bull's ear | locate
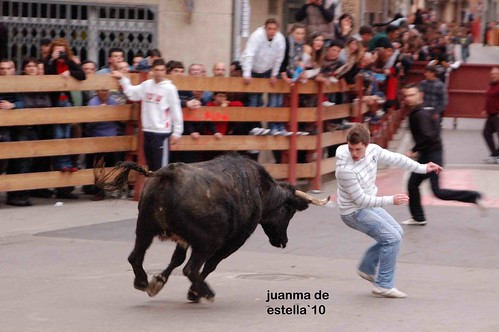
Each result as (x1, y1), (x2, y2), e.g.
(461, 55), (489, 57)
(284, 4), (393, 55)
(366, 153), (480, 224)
(290, 195), (310, 211)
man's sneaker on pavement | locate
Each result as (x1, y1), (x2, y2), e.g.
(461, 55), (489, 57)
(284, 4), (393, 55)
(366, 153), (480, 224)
(372, 286), (407, 298)
(401, 218), (426, 226)
(357, 270), (375, 283)
(484, 156), (499, 164)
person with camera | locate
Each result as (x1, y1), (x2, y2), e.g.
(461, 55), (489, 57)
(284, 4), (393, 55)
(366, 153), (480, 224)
(44, 38), (86, 198)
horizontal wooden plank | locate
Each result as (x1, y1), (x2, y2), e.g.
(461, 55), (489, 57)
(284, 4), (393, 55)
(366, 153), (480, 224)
(322, 130), (349, 148)
(323, 104), (352, 120)
(0, 136), (137, 159)
(0, 104), (137, 126)
(0, 167), (137, 192)
(0, 74), (358, 95)
(262, 162), (316, 179)
(320, 157), (337, 175)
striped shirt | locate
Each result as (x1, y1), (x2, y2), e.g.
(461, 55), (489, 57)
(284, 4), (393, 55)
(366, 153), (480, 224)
(335, 144), (427, 215)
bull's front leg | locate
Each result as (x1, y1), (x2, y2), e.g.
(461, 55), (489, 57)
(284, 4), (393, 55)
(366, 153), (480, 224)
(128, 225), (155, 292)
(147, 244), (188, 297)
(183, 252), (215, 302)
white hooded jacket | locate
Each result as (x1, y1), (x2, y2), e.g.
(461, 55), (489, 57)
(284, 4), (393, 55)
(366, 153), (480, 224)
(119, 77), (183, 136)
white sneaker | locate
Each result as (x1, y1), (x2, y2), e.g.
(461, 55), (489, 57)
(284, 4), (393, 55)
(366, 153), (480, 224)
(372, 286), (407, 298)
(357, 270), (375, 283)
(401, 218), (426, 226)
(259, 128), (271, 136)
(328, 77), (338, 83)
(484, 156), (499, 164)
(296, 131), (310, 136)
(322, 101), (335, 107)
(249, 127), (262, 135)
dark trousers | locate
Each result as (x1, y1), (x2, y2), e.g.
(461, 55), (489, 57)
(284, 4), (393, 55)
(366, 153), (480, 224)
(7, 127), (38, 201)
(483, 113), (499, 157)
(407, 149), (480, 221)
(143, 131), (171, 171)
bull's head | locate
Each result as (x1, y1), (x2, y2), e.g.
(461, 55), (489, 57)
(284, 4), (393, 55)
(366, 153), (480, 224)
(260, 183), (329, 249)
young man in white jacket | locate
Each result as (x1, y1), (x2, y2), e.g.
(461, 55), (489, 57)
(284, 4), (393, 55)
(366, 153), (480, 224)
(335, 125), (442, 298)
(111, 59), (183, 171)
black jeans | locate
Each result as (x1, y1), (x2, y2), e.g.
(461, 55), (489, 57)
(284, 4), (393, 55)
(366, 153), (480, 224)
(407, 149), (480, 221)
(143, 131), (171, 171)
(483, 113), (499, 157)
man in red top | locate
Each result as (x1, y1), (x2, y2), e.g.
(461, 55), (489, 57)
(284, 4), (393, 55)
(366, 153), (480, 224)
(483, 67), (499, 164)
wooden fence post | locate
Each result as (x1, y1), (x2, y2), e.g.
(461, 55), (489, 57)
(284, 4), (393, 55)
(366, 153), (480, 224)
(287, 83), (299, 185)
(312, 82), (324, 191)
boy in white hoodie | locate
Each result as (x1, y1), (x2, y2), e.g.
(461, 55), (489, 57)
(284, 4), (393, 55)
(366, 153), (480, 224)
(111, 59), (183, 171)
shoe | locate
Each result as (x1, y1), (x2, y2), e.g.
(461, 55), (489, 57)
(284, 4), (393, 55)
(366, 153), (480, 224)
(322, 101), (335, 107)
(475, 197), (488, 217)
(6, 198), (33, 207)
(296, 131), (310, 136)
(249, 127), (262, 135)
(401, 218), (426, 226)
(283, 131), (293, 136)
(59, 167), (70, 172)
(357, 270), (375, 283)
(68, 167), (79, 172)
(372, 286), (407, 298)
(56, 192), (79, 200)
(484, 156), (499, 164)
(259, 128), (270, 136)
(328, 77), (338, 83)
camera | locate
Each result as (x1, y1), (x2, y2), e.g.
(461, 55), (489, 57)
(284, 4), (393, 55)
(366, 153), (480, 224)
(58, 51), (67, 59)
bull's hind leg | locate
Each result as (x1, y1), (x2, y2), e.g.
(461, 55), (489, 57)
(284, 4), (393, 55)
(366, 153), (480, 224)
(128, 226), (155, 292)
(147, 244), (188, 297)
(182, 251), (215, 303)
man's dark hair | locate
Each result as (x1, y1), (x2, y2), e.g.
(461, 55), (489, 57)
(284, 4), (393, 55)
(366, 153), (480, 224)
(347, 124), (371, 146)
(82, 59), (97, 67)
(386, 24), (399, 34)
(264, 18), (279, 27)
(147, 48), (162, 58)
(230, 60), (242, 71)
(166, 60), (184, 73)
(403, 83), (422, 91)
(359, 26), (373, 36)
(108, 47), (124, 57)
(152, 58), (166, 67)
(327, 40), (344, 49)
(40, 38), (51, 46)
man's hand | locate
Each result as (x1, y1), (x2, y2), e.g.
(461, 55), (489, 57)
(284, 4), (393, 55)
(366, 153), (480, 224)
(243, 77), (251, 85)
(405, 150), (418, 158)
(190, 132), (201, 139)
(170, 135), (181, 145)
(0, 100), (14, 109)
(214, 132), (223, 139)
(269, 76), (278, 86)
(426, 162), (443, 174)
(393, 193), (409, 205)
(110, 70), (124, 79)
(186, 99), (201, 110)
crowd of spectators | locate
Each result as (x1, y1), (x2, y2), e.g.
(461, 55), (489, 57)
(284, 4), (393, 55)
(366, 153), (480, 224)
(0, 5), (482, 206)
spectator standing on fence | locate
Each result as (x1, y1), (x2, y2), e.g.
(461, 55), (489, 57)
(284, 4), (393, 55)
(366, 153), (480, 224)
(241, 18), (285, 135)
(44, 38), (86, 173)
(336, 124), (442, 298)
(111, 59), (183, 171)
(295, 0), (336, 47)
(0, 59), (25, 186)
(85, 89), (123, 200)
(333, 13), (354, 47)
(81, 60), (98, 105)
(419, 61), (448, 130)
(402, 84), (485, 226)
(458, 28), (473, 63)
(483, 67), (499, 164)
(6, 58), (52, 206)
(39, 38), (52, 62)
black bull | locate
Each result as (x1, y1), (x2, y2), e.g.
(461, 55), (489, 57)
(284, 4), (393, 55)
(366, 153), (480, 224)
(97, 154), (328, 302)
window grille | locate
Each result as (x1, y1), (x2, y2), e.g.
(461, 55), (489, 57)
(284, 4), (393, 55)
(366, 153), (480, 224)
(0, 1), (157, 70)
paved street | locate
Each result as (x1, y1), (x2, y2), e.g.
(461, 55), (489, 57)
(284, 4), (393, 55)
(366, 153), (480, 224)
(1, 45), (498, 332)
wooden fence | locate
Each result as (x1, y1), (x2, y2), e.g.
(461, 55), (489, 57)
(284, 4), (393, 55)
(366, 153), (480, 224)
(0, 73), (375, 197)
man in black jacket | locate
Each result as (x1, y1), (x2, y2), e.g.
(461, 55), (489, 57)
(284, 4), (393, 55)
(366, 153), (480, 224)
(401, 84), (485, 225)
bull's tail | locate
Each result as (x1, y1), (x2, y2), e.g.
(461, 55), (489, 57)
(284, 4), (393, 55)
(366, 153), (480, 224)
(94, 158), (153, 193)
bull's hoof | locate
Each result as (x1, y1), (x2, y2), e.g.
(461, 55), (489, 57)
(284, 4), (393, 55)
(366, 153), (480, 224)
(146, 274), (166, 297)
(133, 279), (149, 292)
(188, 283), (215, 303)
(187, 289), (200, 303)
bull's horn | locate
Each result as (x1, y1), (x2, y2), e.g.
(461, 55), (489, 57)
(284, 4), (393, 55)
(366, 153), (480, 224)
(295, 190), (330, 206)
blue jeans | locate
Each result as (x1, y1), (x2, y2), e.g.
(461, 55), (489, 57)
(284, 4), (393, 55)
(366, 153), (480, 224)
(54, 99), (73, 169)
(341, 207), (403, 289)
